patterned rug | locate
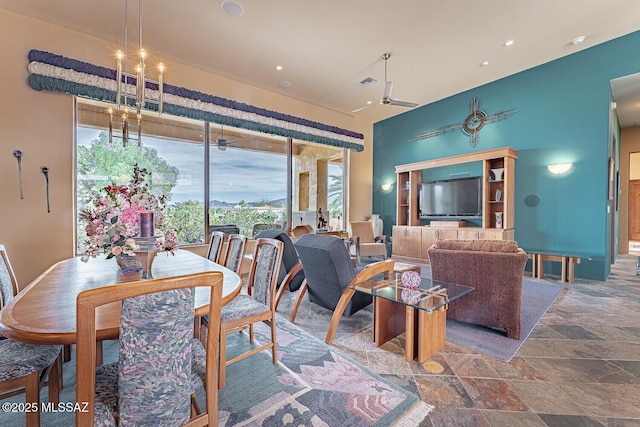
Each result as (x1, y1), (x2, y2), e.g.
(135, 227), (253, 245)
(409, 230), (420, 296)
(221, 316), (433, 426)
(1, 316), (432, 426)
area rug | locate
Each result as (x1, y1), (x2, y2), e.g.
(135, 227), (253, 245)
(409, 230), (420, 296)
(445, 277), (564, 362)
(417, 263), (564, 362)
(1, 316), (432, 426)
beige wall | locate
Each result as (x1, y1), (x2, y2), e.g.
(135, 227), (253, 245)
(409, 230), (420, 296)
(619, 127), (640, 253)
(0, 9), (373, 286)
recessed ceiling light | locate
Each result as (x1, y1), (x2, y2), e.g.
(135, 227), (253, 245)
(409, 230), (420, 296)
(221, 0), (244, 17)
(480, 61), (490, 67)
(503, 39), (515, 47)
(275, 65), (283, 71)
(571, 36), (586, 46)
(279, 80), (293, 89)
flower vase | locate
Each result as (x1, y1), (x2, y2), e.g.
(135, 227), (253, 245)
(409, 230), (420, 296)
(117, 254), (143, 274)
(134, 249), (159, 279)
(490, 168), (505, 181)
(370, 214), (383, 238)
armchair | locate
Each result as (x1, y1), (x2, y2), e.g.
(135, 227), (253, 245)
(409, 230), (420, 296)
(427, 239), (528, 339)
(291, 234), (372, 322)
(349, 221), (388, 264)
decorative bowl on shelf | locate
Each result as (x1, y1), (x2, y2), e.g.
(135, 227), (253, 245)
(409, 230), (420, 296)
(401, 270), (421, 289)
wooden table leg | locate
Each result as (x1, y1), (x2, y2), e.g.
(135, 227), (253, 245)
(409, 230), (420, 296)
(537, 254), (544, 279)
(417, 296), (446, 363)
(325, 287), (356, 345)
(561, 256), (567, 282)
(405, 306), (415, 362)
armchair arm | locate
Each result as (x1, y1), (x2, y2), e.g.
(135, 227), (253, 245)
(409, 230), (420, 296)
(351, 235), (361, 264)
(275, 260), (304, 310)
(374, 235), (387, 244)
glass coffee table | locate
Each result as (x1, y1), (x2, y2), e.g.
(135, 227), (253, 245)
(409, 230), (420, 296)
(354, 274), (474, 363)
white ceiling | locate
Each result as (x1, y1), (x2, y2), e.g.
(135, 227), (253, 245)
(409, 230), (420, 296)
(2, 0), (640, 125)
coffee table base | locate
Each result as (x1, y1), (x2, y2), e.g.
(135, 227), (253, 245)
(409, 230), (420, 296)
(375, 297), (446, 363)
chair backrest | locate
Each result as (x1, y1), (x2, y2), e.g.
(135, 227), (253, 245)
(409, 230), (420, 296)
(0, 245), (19, 308)
(222, 234), (248, 275)
(350, 221), (375, 243)
(294, 234), (360, 312)
(291, 225), (314, 238)
(207, 231), (226, 264)
(254, 230), (305, 292)
(247, 238), (284, 306)
(76, 272), (223, 427)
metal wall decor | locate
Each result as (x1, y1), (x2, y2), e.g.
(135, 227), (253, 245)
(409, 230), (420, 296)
(40, 166), (50, 213)
(408, 98), (519, 148)
(12, 149), (24, 199)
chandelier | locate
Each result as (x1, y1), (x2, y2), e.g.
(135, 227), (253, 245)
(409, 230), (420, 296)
(108, 0), (164, 147)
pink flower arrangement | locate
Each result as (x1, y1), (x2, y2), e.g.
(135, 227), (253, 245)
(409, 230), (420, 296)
(80, 164), (178, 259)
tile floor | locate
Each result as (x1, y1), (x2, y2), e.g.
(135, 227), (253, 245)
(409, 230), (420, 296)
(279, 253), (640, 426)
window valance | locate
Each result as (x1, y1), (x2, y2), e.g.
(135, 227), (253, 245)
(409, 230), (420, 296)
(27, 50), (364, 152)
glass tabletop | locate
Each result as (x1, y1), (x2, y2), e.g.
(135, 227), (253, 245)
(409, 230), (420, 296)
(350, 273), (474, 313)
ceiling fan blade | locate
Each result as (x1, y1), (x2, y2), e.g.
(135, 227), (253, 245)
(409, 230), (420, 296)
(383, 81), (394, 99)
(389, 99), (418, 108)
(352, 103), (374, 113)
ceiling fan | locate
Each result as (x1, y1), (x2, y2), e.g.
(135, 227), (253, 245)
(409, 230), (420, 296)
(352, 52), (419, 113)
(211, 126), (239, 151)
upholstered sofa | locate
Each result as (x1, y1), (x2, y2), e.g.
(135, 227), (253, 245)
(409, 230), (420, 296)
(426, 239), (528, 339)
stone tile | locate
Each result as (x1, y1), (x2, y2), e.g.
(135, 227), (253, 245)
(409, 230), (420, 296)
(414, 375), (476, 409)
(484, 356), (546, 381)
(612, 360), (640, 379)
(365, 348), (413, 375)
(428, 408), (490, 426)
(537, 414), (607, 426)
(507, 380), (586, 415)
(480, 410), (547, 426)
(443, 353), (501, 379)
(524, 358), (638, 384)
(548, 325), (604, 340)
(458, 377), (530, 411)
(557, 382), (640, 418)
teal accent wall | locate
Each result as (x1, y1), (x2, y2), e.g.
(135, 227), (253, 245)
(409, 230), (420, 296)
(373, 30), (640, 281)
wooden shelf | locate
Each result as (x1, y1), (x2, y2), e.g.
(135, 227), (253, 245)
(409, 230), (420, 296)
(393, 147), (517, 263)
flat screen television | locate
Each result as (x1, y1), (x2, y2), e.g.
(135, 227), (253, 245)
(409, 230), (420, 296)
(419, 176), (482, 218)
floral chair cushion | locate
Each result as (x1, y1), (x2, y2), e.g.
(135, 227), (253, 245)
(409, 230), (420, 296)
(90, 288), (195, 426)
(0, 340), (61, 382)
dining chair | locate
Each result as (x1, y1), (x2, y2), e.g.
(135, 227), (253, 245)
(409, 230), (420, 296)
(254, 230), (306, 310)
(206, 230), (226, 264)
(217, 237), (283, 389)
(222, 233), (248, 275)
(197, 234), (248, 344)
(75, 271), (223, 427)
(0, 244), (62, 427)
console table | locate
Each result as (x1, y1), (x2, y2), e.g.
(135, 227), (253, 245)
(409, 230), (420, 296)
(527, 250), (582, 283)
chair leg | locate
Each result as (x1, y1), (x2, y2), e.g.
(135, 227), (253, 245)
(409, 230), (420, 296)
(218, 325), (227, 390)
(270, 318), (278, 365)
(25, 371), (41, 427)
(48, 352), (62, 404)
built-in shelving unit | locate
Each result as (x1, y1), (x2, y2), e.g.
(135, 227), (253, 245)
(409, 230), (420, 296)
(392, 147), (517, 263)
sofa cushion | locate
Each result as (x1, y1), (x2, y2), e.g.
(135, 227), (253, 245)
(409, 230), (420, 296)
(433, 239), (519, 253)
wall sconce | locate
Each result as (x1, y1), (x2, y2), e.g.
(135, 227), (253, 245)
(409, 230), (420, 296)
(547, 163), (573, 175)
(381, 183), (393, 191)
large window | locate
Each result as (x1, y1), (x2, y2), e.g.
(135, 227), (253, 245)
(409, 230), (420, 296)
(75, 99), (345, 254)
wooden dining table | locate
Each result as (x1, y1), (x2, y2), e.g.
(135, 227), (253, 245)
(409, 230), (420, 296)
(0, 249), (242, 345)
